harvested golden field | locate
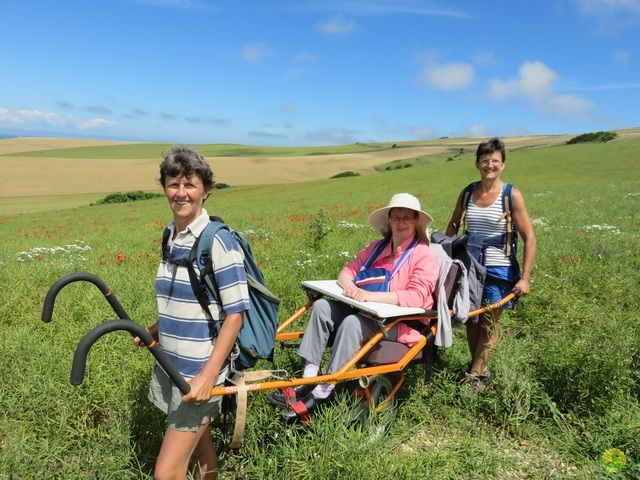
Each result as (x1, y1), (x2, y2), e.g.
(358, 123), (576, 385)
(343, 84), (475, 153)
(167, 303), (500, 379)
(0, 134), (574, 198)
(1, 129), (637, 215)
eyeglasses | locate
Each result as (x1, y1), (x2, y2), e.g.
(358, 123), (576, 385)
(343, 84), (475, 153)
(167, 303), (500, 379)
(389, 215), (416, 224)
(479, 158), (503, 166)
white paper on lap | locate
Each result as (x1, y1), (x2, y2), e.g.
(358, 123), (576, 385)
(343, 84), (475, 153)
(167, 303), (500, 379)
(300, 280), (427, 320)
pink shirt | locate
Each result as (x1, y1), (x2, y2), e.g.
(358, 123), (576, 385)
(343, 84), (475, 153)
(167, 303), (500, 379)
(341, 235), (439, 346)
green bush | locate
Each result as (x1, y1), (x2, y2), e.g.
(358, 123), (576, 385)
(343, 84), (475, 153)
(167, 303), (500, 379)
(330, 171), (360, 179)
(91, 190), (163, 205)
(567, 131), (617, 144)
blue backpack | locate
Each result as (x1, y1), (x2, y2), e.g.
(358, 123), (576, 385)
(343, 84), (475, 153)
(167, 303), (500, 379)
(162, 217), (280, 370)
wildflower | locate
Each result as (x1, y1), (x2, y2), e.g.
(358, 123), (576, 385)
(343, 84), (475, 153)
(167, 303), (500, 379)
(583, 225), (621, 235)
(338, 220), (364, 229)
(117, 252), (126, 262)
(531, 218), (548, 228)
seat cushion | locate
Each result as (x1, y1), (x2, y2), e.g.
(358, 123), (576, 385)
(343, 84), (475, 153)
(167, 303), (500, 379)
(364, 340), (423, 365)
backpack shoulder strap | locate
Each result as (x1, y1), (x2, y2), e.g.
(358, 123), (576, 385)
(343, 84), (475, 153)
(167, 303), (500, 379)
(161, 227), (171, 257)
(185, 217), (229, 319)
(360, 237), (391, 270)
(458, 182), (478, 230)
(498, 183), (516, 257)
(194, 218), (228, 271)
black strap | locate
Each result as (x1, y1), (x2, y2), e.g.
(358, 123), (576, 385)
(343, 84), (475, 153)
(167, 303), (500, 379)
(164, 236), (216, 321)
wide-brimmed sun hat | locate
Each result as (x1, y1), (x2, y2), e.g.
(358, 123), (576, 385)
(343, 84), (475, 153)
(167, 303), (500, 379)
(368, 193), (433, 245)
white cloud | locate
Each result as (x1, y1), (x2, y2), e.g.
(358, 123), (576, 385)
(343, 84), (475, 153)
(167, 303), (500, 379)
(242, 42), (272, 63)
(419, 62), (475, 90)
(317, 14), (357, 35)
(0, 108), (66, 127)
(571, 0), (640, 29)
(487, 61), (595, 117)
(78, 118), (118, 129)
(291, 1), (472, 19)
(0, 108), (23, 124)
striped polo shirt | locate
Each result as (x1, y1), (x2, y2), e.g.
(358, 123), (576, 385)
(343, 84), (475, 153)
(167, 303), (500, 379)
(155, 210), (250, 379)
(465, 191), (511, 267)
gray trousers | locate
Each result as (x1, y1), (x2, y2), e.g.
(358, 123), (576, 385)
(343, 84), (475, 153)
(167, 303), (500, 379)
(297, 298), (396, 374)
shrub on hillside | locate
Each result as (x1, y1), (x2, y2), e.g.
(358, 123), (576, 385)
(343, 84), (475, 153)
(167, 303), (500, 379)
(213, 183), (230, 189)
(330, 171), (360, 179)
(384, 163), (413, 171)
(567, 131), (617, 144)
(91, 191), (163, 205)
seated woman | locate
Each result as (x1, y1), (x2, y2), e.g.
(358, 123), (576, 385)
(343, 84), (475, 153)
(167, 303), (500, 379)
(268, 193), (439, 419)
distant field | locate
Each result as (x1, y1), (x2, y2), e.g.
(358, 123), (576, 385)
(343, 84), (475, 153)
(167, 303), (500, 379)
(1, 129), (637, 216)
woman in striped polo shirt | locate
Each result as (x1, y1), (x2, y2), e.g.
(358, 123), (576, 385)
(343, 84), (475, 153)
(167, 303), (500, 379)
(135, 145), (250, 479)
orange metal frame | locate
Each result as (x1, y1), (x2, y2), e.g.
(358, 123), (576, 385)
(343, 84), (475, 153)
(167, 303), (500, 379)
(208, 289), (518, 398)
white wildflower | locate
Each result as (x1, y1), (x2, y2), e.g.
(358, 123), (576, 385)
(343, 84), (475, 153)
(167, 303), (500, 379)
(338, 220), (363, 228)
(16, 243), (94, 262)
(582, 225), (621, 234)
(532, 218), (548, 228)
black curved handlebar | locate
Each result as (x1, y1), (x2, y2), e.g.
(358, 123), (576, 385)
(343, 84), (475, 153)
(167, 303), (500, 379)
(71, 319), (191, 395)
(42, 272), (130, 323)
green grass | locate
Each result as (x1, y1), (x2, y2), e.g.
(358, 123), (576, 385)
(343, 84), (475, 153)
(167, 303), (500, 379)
(0, 192), (118, 215)
(1, 137), (639, 478)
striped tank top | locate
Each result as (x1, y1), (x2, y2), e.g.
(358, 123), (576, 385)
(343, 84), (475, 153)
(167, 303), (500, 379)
(465, 190), (511, 267)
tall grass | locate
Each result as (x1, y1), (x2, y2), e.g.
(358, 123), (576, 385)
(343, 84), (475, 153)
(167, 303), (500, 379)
(0, 136), (639, 478)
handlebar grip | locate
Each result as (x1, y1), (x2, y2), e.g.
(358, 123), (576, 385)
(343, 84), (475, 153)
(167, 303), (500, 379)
(42, 272), (130, 323)
(70, 319), (190, 395)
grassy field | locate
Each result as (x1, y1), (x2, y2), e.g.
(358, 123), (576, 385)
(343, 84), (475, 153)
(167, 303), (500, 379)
(0, 132), (639, 478)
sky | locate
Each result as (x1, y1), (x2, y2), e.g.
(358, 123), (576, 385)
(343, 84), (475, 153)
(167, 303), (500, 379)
(1, 0), (638, 146)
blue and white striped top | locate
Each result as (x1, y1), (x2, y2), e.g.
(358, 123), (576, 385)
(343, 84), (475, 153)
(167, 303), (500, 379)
(155, 210), (250, 379)
(465, 191), (511, 267)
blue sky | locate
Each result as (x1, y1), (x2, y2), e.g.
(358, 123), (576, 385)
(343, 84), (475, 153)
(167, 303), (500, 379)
(1, 0), (638, 146)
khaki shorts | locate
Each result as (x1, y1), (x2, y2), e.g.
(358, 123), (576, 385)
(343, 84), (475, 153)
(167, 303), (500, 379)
(148, 364), (227, 432)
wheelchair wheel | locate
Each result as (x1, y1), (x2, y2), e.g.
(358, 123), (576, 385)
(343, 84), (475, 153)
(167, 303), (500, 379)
(344, 373), (399, 439)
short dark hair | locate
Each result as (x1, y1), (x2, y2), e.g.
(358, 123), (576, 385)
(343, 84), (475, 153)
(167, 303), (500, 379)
(475, 137), (506, 164)
(158, 145), (215, 192)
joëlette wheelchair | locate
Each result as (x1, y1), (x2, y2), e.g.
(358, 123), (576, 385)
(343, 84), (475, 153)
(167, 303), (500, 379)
(42, 259), (517, 443)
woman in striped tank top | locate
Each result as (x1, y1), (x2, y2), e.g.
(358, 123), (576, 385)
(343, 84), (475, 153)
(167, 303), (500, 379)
(446, 138), (537, 387)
